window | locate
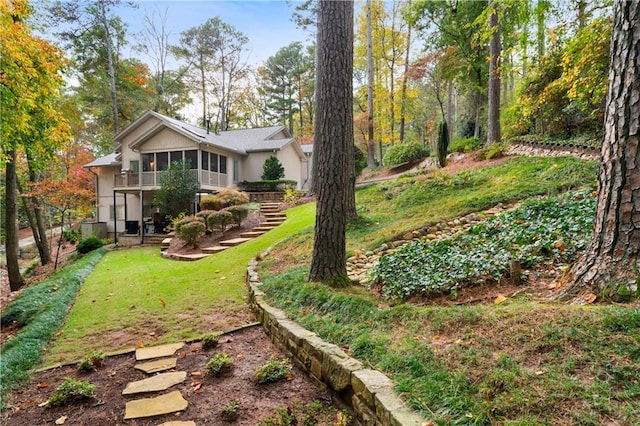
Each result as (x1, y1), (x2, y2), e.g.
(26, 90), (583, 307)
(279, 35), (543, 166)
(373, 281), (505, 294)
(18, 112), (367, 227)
(201, 151), (209, 171)
(156, 152), (169, 171)
(142, 153), (154, 171)
(170, 151), (182, 164)
(211, 153), (219, 172)
(220, 155), (227, 174)
(233, 160), (239, 183)
(109, 204), (125, 220)
(130, 160), (139, 173)
(185, 150), (198, 169)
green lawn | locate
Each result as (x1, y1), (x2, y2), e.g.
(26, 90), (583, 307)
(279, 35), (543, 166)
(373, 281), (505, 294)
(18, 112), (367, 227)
(42, 202), (316, 364)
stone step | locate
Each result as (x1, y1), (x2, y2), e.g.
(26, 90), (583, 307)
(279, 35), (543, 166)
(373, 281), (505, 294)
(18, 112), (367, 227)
(162, 252), (211, 261)
(263, 212), (286, 218)
(240, 231), (266, 238)
(124, 390), (188, 420)
(264, 218), (286, 225)
(201, 245), (229, 253)
(123, 371), (187, 395)
(135, 358), (178, 374)
(252, 225), (279, 232)
(219, 237), (252, 247)
(136, 342), (184, 361)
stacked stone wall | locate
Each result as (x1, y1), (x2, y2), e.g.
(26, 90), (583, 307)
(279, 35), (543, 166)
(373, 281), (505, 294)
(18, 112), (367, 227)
(247, 256), (426, 426)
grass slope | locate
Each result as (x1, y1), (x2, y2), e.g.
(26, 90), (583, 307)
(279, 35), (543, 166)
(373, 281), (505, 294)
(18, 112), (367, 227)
(42, 202), (316, 364)
(258, 156), (640, 425)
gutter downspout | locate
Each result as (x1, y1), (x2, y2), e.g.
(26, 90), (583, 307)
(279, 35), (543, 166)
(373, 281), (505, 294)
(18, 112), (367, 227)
(113, 190), (117, 244)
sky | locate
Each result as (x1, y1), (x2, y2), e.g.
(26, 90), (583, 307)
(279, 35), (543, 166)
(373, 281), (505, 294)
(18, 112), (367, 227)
(118, 0), (313, 68)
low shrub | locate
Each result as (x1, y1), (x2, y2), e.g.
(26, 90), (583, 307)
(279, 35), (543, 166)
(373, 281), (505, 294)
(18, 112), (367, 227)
(62, 228), (81, 243)
(77, 236), (103, 254)
(383, 142), (430, 167)
(225, 205), (248, 227)
(200, 195), (223, 211)
(77, 351), (105, 372)
(217, 188), (249, 207)
(201, 333), (219, 349)
(254, 356), (291, 384)
(283, 187), (301, 204)
(449, 137), (482, 153)
(47, 377), (96, 408)
(221, 398), (241, 422)
(207, 210), (234, 234)
(205, 352), (234, 376)
(196, 210), (216, 233)
(474, 142), (510, 160)
(174, 216), (206, 248)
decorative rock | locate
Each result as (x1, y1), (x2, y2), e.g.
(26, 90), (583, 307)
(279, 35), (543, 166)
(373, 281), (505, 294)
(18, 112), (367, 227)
(136, 342), (184, 361)
(122, 371), (187, 395)
(123, 391), (188, 420)
(135, 357), (178, 374)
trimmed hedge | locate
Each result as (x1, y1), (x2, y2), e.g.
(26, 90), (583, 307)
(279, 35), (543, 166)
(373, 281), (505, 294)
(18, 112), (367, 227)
(237, 180), (297, 192)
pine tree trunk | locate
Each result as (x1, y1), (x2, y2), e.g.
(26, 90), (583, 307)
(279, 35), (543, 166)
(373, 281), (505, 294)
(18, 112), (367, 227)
(487, 0), (501, 146)
(309, 0), (354, 285)
(557, 0), (640, 301)
(5, 149), (24, 291)
(366, 0), (376, 168)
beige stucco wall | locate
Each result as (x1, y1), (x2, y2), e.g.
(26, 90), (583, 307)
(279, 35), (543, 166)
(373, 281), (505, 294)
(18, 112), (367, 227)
(278, 144), (306, 189)
(241, 151), (273, 183)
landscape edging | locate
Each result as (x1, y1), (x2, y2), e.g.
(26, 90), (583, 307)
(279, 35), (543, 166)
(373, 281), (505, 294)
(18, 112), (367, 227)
(246, 254), (427, 426)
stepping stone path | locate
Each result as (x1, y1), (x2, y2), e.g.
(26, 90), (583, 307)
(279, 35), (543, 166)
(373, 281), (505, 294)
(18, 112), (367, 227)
(123, 342), (192, 421)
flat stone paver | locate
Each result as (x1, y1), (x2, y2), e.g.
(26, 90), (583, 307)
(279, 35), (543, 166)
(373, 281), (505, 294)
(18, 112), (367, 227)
(123, 390), (188, 420)
(201, 246), (228, 253)
(122, 371), (187, 395)
(136, 342), (184, 361)
(135, 357), (178, 374)
(158, 422), (196, 426)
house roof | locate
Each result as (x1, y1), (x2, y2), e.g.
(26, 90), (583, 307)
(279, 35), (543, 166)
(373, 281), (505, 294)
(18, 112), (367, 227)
(83, 152), (121, 168)
(122, 110), (301, 157)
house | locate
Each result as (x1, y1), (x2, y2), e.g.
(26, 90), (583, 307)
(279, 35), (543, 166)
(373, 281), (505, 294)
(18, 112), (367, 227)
(84, 110), (312, 243)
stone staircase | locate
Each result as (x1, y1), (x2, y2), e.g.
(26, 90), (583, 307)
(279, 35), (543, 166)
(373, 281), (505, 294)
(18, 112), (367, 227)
(162, 203), (287, 260)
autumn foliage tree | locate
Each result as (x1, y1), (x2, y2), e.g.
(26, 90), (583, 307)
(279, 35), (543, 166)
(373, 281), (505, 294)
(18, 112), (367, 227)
(1, 0), (70, 290)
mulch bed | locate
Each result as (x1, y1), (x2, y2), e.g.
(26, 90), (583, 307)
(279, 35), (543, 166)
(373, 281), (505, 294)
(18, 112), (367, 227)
(3, 325), (344, 425)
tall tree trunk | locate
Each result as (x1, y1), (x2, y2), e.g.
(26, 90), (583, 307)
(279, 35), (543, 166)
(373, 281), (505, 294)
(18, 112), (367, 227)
(17, 179), (51, 265)
(98, 1), (119, 137)
(26, 155), (51, 264)
(557, 0), (640, 301)
(309, 0), (354, 285)
(366, 0), (376, 167)
(447, 82), (453, 141)
(487, 0), (501, 146)
(5, 149), (24, 291)
(399, 1), (412, 144)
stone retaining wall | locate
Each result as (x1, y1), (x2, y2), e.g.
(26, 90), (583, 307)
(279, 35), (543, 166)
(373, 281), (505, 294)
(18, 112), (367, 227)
(246, 256), (427, 426)
(507, 142), (599, 160)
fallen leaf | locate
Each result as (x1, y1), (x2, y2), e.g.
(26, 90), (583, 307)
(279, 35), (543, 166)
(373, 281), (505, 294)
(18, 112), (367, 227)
(583, 293), (597, 304)
(38, 401), (49, 407)
(195, 388), (203, 394)
(160, 299), (166, 307)
(535, 370), (545, 376)
(55, 415), (67, 425)
(180, 351), (187, 358)
(191, 371), (202, 378)
(36, 382), (49, 388)
(136, 342), (144, 348)
(286, 373), (294, 381)
(422, 422), (434, 426)
(494, 295), (507, 304)
(191, 348), (199, 353)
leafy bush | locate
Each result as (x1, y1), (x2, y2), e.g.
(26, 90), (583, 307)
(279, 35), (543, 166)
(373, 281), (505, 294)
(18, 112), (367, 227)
(449, 137), (482, 153)
(262, 155), (285, 180)
(174, 216), (206, 248)
(383, 142), (430, 167)
(474, 142), (509, 160)
(77, 351), (105, 372)
(371, 191), (595, 300)
(254, 356), (291, 384)
(205, 352), (234, 376)
(77, 236), (104, 254)
(47, 377), (97, 408)
(62, 228), (81, 243)
(200, 195), (223, 211)
(196, 210), (216, 234)
(225, 205), (249, 227)
(217, 188), (249, 207)
(207, 210), (234, 234)
(283, 187), (301, 204)
(201, 333), (219, 349)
